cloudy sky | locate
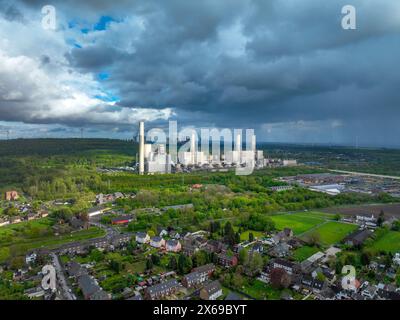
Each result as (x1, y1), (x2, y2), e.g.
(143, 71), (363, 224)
(0, 0), (399, 146)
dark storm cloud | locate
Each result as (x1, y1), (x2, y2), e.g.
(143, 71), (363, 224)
(1, 0), (400, 145)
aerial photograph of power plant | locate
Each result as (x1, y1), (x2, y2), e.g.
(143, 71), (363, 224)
(0, 0), (399, 316)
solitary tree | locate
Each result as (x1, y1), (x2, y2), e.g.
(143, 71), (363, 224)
(168, 255), (177, 270)
(249, 232), (254, 242)
(146, 258), (153, 271)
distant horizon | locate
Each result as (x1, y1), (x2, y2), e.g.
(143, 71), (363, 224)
(1, 136), (399, 151)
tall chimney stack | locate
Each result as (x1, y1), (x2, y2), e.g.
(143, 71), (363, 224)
(139, 121), (145, 175)
(235, 133), (241, 153)
(191, 132), (196, 165)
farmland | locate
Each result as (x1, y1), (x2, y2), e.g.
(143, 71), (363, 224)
(367, 230), (400, 253)
(301, 221), (358, 246)
(322, 203), (400, 218)
(270, 212), (329, 235)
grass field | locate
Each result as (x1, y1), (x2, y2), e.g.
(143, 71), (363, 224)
(292, 246), (320, 262)
(270, 212), (327, 235)
(301, 221), (358, 246)
(242, 280), (281, 300)
(367, 230), (400, 253)
(239, 230), (264, 241)
(0, 218), (105, 262)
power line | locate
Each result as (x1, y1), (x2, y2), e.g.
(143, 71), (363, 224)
(1, 130), (10, 140)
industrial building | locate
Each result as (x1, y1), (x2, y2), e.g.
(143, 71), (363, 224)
(137, 121), (265, 174)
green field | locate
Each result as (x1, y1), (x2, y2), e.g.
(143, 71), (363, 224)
(270, 212), (327, 235)
(232, 227), (264, 241)
(367, 230), (400, 253)
(302, 221), (358, 246)
(292, 246), (320, 262)
(242, 280), (281, 300)
(238, 230), (264, 241)
(0, 218), (105, 262)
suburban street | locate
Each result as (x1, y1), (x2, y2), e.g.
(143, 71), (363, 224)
(51, 253), (76, 300)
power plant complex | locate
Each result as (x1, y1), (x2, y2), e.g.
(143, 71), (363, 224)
(137, 121), (268, 174)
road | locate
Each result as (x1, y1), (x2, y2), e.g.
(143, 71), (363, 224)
(51, 253), (76, 300)
(89, 220), (118, 239)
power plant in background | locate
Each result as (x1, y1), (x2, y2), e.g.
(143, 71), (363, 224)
(136, 121), (295, 174)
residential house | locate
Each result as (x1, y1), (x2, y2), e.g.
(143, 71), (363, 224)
(24, 287), (45, 299)
(182, 235), (207, 256)
(144, 279), (181, 300)
(199, 281), (223, 300)
(166, 240), (182, 252)
(272, 259), (299, 275)
(111, 234), (132, 247)
(182, 271), (209, 288)
(299, 275), (327, 294)
(306, 251), (325, 265)
(311, 279), (327, 293)
(258, 265), (271, 283)
(269, 242), (290, 258)
(356, 215), (377, 229)
(217, 253), (238, 268)
(249, 243), (264, 254)
(393, 253), (400, 266)
(169, 230), (181, 239)
(5, 190), (19, 201)
(39, 210), (49, 218)
(190, 184), (203, 190)
(361, 285), (378, 299)
(66, 261), (87, 278)
(78, 274), (110, 300)
(136, 232), (150, 244)
(159, 229), (168, 237)
(150, 236), (166, 248)
(183, 243), (199, 256)
(343, 229), (372, 247)
(13, 269), (28, 281)
(377, 283), (400, 300)
(26, 212), (36, 221)
(204, 240), (227, 253)
(192, 264), (216, 277)
(273, 228), (293, 243)
(25, 252), (37, 265)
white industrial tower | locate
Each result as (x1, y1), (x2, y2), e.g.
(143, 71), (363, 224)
(139, 121), (145, 175)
